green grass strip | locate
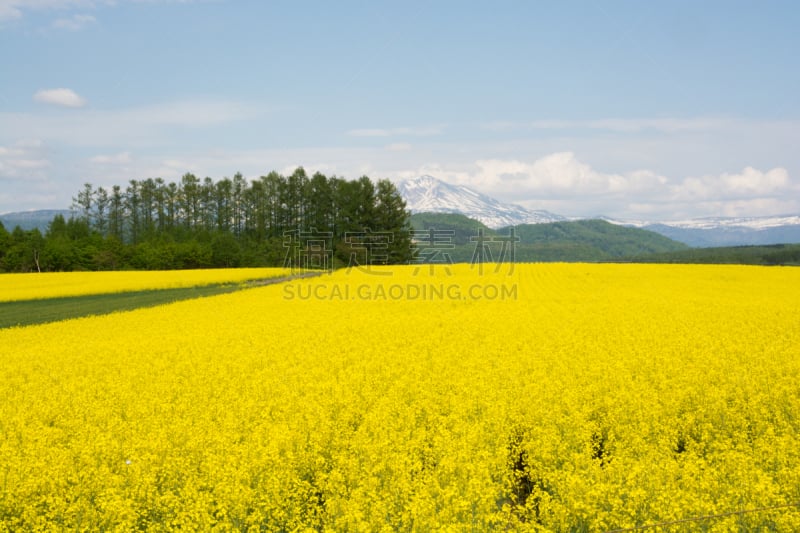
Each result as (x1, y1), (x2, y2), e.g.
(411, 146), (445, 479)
(0, 283), (245, 329)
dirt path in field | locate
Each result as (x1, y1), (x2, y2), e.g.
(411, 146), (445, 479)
(245, 270), (327, 287)
(0, 271), (330, 329)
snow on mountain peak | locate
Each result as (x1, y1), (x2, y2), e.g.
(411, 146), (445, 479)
(397, 175), (564, 228)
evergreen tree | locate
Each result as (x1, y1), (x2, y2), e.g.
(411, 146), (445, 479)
(286, 167), (308, 232)
(72, 183), (93, 223)
(243, 177), (265, 241)
(231, 172), (246, 237)
(153, 178), (168, 233)
(375, 179), (415, 264)
(215, 177), (234, 234)
(180, 173), (201, 231)
(125, 179), (142, 244)
(263, 172), (283, 239)
(94, 186), (109, 236)
(0, 221), (10, 271)
(140, 178), (157, 239)
(200, 177), (216, 232)
(109, 185), (125, 241)
(306, 172), (334, 234)
(354, 176), (377, 231)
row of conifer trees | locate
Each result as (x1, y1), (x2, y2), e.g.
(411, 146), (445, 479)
(0, 168), (415, 272)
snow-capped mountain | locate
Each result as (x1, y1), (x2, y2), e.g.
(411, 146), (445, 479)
(600, 215), (800, 247)
(665, 215), (800, 230)
(602, 215), (800, 230)
(397, 175), (564, 228)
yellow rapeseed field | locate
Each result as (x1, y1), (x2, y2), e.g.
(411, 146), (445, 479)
(1, 263), (799, 531)
(0, 267), (294, 302)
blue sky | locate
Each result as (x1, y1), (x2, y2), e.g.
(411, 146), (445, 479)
(1, 0), (799, 220)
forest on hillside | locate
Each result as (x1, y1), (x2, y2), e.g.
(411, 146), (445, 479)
(409, 213), (689, 263)
(0, 168), (414, 272)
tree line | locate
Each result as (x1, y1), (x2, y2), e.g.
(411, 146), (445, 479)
(0, 168), (414, 272)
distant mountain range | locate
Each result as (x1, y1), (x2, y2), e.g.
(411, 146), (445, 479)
(396, 175), (800, 247)
(0, 209), (71, 232)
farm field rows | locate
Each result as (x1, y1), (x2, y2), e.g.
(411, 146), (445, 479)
(1, 263), (799, 531)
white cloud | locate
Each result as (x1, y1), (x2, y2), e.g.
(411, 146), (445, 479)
(348, 126), (444, 137)
(0, 140), (51, 182)
(0, 4), (22, 21)
(1, 98), (266, 147)
(0, 1), (99, 21)
(33, 88), (86, 108)
(52, 13), (95, 30)
(533, 117), (731, 133)
(676, 167), (789, 201)
(3, 0), (96, 8)
(89, 151), (132, 164)
(458, 152), (668, 197)
(0, 0), (192, 25)
(484, 117), (734, 134)
(127, 99), (256, 127)
(385, 143), (412, 152)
